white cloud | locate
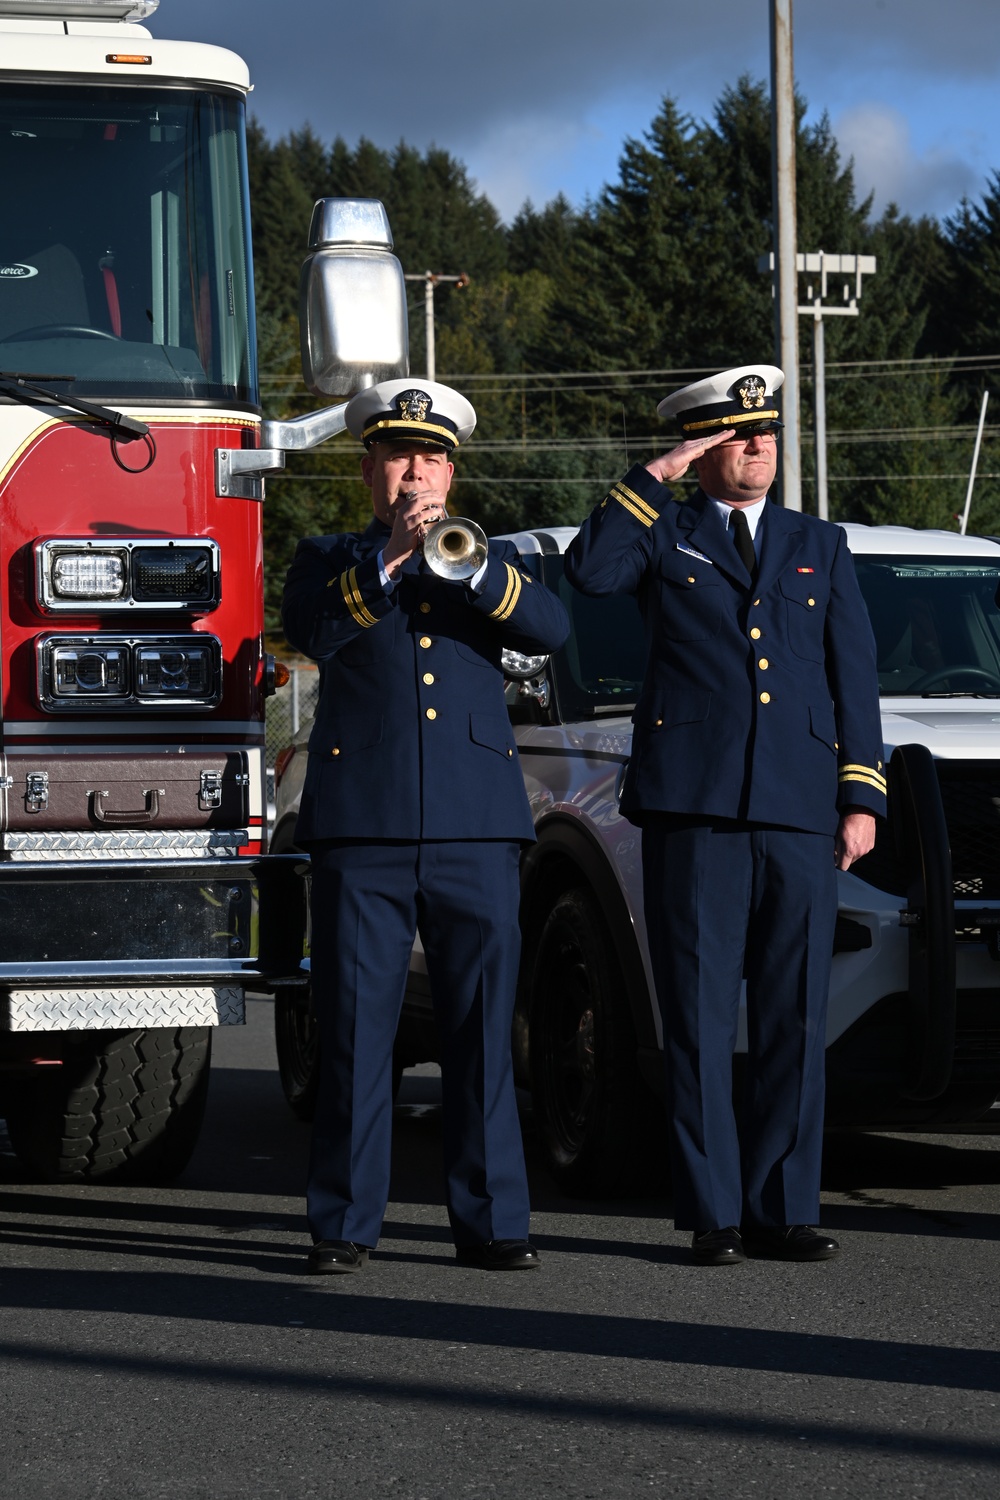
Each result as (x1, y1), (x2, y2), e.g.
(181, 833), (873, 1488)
(834, 103), (981, 219)
(464, 117), (600, 222)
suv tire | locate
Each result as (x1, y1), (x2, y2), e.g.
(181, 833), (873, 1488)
(529, 887), (659, 1197)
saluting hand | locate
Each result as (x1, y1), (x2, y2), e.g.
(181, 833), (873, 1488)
(645, 428), (733, 485)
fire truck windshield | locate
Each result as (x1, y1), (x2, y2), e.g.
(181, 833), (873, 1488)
(0, 83), (256, 406)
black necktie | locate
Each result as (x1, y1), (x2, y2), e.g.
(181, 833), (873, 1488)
(729, 508), (756, 577)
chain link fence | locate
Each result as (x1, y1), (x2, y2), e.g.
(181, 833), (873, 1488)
(265, 663), (319, 820)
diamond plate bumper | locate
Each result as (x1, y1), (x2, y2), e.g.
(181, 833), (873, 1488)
(7, 985), (245, 1031)
(0, 854), (308, 1028)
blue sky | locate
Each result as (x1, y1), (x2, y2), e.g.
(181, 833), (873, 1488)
(160, 0), (1000, 226)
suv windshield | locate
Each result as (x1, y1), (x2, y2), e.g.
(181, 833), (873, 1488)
(854, 556), (1000, 697)
(539, 549), (1000, 717)
(540, 555), (646, 719)
(0, 83), (256, 405)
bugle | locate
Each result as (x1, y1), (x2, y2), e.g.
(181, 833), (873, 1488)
(422, 515), (488, 581)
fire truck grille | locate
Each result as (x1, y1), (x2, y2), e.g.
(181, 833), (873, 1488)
(852, 760), (1000, 900)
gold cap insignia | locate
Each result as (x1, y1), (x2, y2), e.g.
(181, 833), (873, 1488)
(739, 375), (766, 410)
(397, 389), (432, 423)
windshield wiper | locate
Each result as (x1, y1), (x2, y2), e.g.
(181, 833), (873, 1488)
(0, 370), (148, 442)
(920, 691), (1000, 698)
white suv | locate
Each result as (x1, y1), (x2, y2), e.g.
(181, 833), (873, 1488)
(272, 522), (1000, 1195)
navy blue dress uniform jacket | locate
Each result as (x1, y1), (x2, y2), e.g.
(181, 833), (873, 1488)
(565, 466), (887, 832)
(282, 517), (570, 842)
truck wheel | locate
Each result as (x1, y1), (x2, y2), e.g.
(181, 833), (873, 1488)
(6, 1027), (210, 1184)
(529, 887), (658, 1197)
(274, 986), (319, 1122)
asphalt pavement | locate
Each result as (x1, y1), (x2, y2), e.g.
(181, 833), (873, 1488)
(1, 998), (998, 1499)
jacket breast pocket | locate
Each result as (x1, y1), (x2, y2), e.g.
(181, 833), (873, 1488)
(655, 558), (722, 641)
(455, 638), (500, 669)
(337, 619), (395, 666)
(779, 573), (828, 662)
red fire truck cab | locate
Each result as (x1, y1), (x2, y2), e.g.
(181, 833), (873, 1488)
(0, 0), (406, 1181)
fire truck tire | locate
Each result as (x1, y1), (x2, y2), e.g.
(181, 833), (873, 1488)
(274, 987), (319, 1122)
(528, 887), (657, 1198)
(6, 1027), (211, 1184)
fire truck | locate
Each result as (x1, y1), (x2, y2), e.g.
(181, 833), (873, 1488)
(0, 0), (406, 1181)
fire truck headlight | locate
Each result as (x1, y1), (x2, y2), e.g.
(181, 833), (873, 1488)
(135, 641), (219, 700)
(38, 635), (221, 710)
(50, 551), (127, 601)
(50, 645), (129, 698)
(36, 538), (219, 612)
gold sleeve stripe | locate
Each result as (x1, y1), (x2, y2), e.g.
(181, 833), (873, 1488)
(340, 567), (378, 628)
(839, 763), (887, 788)
(612, 480), (658, 524)
(839, 771), (888, 793)
(490, 563), (522, 621)
(612, 490), (655, 529)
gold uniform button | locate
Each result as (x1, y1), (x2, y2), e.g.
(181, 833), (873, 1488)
(687, 575), (696, 583)
(419, 636), (432, 648)
(808, 597), (816, 607)
(750, 627), (761, 640)
(423, 673), (434, 685)
(759, 692), (771, 704)
(426, 708), (437, 720)
(419, 602), (431, 614)
(752, 598), (761, 607)
(331, 747), (340, 757)
(655, 718), (663, 727)
(758, 657), (769, 670)
(507, 748), (513, 758)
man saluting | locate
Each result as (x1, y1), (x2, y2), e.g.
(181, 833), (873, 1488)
(566, 365), (885, 1265)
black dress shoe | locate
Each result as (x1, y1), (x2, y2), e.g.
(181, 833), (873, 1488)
(744, 1225), (840, 1262)
(455, 1239), (541, 1270)
(307, 1239), (369, 1274)
(691, 1226), (746, 1265)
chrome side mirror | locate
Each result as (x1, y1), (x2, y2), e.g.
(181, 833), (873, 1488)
(299, 199), (409, 396)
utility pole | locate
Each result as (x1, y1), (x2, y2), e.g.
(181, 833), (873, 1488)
(404, 270), (470, 382)
(758, 251), (877, 519)
(770, 0), (801, 510)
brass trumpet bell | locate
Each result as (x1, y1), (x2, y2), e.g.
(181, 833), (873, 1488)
(422, 516), (488, 580)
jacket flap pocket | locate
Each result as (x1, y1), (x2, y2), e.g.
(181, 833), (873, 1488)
(809, 702), (837, 750)
(633, 689), (711, 728)
(469, 712), (516, 756)
(309, 715), (383, 756)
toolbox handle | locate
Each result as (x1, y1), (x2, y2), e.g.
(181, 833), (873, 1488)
(91, 788), (161, 826)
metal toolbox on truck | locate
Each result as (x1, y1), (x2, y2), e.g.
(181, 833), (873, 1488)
(0, 753), (250, 833)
